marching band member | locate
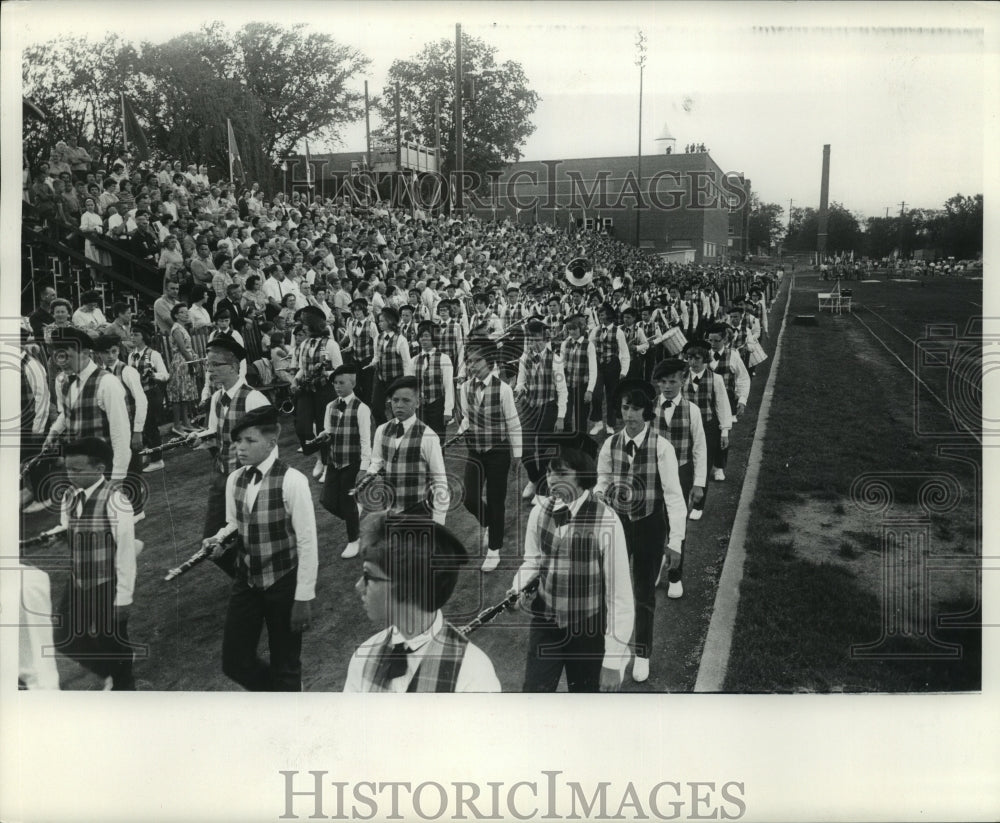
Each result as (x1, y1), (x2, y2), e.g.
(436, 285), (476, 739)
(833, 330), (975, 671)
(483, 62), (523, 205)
(200, 308), (247, 404)
(20, 328), (52, 513)
(202, 405), (317, 691)
(620, 306), (650, 381)
(588, 303), (630, 437)
(594, 381), (687, 683)
(128, 323), (170, 473)
(544, 294), (567, 348)
(683, 338), (733, 488)
(344, 298), (378, 404)
(457, 339), (523, 571)
(438, 298), (466, 383)
(509, 447), (634, 692)
(44, 328), (132, 484)
(344, 513), (500, 692)
(188, 336), (271, 575)
(318, 364), (372, 559)
(365, 375), (450, 525)
(515, 319), (567, 501)
(293, 306), (342, 480)
(469, 292), (503, 339)
(707, 321), (750, 425)
(398, 303), (420, 355)
(413, 320), (455, 439)
(54, 436), (138, 690)
(368, 306), (414, 427)
(559, 314), (598, 452)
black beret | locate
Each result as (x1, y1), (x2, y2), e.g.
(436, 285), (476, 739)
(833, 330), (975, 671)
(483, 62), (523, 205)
(230, 404), (279, 439)
(206, 335), (246, 361)
(683, 338), (711, 356)
(613, 378), (656, 410)
(380, 306), (400, 324)
(386, 375), (419, 396)
(47, 327), (93, 350)
(350, 298), (368, 311)
(332, 363), (359, 378)
(297, 305), (325, 322)
(652, 358), (687, 379)
(91, 333), (122, 352)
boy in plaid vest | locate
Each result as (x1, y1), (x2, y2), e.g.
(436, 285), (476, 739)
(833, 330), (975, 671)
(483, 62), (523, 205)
(413, 321), (455, 439)
(620, 306), (650, 381)
(188, 336), (270, 575)
(509, 447), (634, 692)
(588, 304), (630, 436)
(559, 314), (598, 456)
(594, 382), (687, 683)
(203, 405), (317, 691)
(53, 437), (139, 690)
(317, 364), (372, 559)
(544, 294), (567, 348)
(128, 324), (170, 473)
(398, 304), (420, 356)
(292, 306), (342, 482)
(457, 339), (523, 572)
(344, 513), (500, 692)
(368, 306), (414, 427)
(44, 328), (132, 485)
(344, 298), (378, 405)
(707, 322), (750, 427)
(652, 358), (707, 538)
(515, 320), (567, 502)
(683, 338), (733, 486)
(365, 376), (450, 525)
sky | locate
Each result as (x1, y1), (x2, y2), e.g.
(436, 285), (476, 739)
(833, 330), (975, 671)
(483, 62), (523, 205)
(6, 0), (997, 219)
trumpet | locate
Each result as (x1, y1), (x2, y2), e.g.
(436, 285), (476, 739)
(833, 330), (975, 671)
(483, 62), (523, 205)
(19, 526), (67, 550)
(163, 532), (240, 582)
(458, 576), (540, 636)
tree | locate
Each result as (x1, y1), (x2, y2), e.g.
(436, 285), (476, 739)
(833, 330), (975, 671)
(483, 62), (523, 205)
(925, 194), (983, 259)
(747, 195), (784, 253)
(784, 201), (862, 256)
(375, 32), (539, 182)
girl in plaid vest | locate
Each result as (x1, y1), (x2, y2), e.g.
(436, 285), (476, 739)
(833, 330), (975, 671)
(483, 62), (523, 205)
(344, 298), (377, 405)
(683, 339), (733, 486)
(707, 321), (750, 425)
(437, 298), (465, 386)
(317, 364), (372, 559)
(515, 320), (567, 503)
(457, 340), (523, 572)
(369, 306), (414, 427)
(189, 336), (270, 575)
(594, 382), (687, 683)
(398, 304), (420, 356)
(620, 307), (650, 381)
(54, 437), (138, 690)
(559, 315), (598, 455)
(128, 324), (170, 472)
(292, 306), (342, 482)
(588, 304), (631, 436)
(365, 376), (450, 525)
(413, 321), (455, 439)
(509, 447), (634, 692)
(203, 405), (317, 691)
(344, 513), (500, 692)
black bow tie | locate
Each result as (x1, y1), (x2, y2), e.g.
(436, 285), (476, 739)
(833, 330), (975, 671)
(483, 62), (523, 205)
(381, 642), (412, 682)
(662, 398), (673, 409)
(244, 466), (262, 485)
(552, 507), (571, 529)
(393, 421), (405, 438)
(219, 393), (232, 409)
(712, 351), (721, 360)
(336, 399), (347, 412)
(625, 440), (638, 457)
(64, 374), (79, 388)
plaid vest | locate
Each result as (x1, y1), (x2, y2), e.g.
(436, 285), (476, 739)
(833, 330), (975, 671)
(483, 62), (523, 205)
(300, 336), (327, 377)
(546, 315), (565, 346)
(329, 396), (365, 467)
(350, 319), (376, 363)
(652, 397), (692, 466)
(398, 321), (418, 351)
(622, 325), (642, 357)
(109, 361), (136, 427)
(466, 378), (509, 452)
(129, 347), (155, 390)
(67, 482), (116, 589)
(563, 337), (590, 388)
(21, 353), (35, 434)
(709, 348), (737, 395)
(415, 350), (445, 405)
(377, 332), (405, 382)
(360, 622), (469, 692)
(607, 429), (663, 519)
(685, 371), (717, 424)
(523, 347), (556, 408)
(214, 384), (256, 474)
(596, 324), (620, 364)
(536, 495), (606, 629)
(381, 418), (431, 512)
(233, 461), (298, 589)
(64, 368), (111, 440)
(439, 319), (463, 367)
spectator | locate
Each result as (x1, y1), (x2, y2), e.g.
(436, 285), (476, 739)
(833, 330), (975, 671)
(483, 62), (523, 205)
(153, 280), (181, 335)
(241, 274), (268, 321)
(29, 286), (57, 339)
(188, 284), (214, 330)
(166, 302), (199, 435)
(105, 301), (134, 350)
(66, 135), (93, 181)
(71, 290), (108, 337)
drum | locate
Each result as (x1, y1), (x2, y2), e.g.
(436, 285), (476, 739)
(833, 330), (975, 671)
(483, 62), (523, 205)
(662, 326), (687, 355)
(747, 338), (768, 367)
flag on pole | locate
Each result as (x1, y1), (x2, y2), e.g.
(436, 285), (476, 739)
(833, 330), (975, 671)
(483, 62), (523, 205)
(121, 94), (149, 161)
(227, 119), (245, 185)
(304, 139), (313, 189)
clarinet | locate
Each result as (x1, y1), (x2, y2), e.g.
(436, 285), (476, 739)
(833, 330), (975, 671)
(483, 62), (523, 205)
(348, 469), (384, 498)
(20, 446), (58, 484)
(442, 432), (465, 449)
(19, 526), (68, 550)
(163, 532), (239, 582)
(458, 577), (540, 637)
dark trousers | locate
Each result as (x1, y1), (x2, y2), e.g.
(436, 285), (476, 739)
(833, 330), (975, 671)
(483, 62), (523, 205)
(707, 414), (727, 470)
(625, 355), (645, 382)
(53, 580), (136, 689)
(565, 384), (591, 440)
(202, 470), (238, 577)
(320, 461), (361, 542)
(295, 384), (336, 460)
(523, 606), (605, 693)
(523, 400), (558, 486)
(125, 448), (147, 516)
(463, 444), (511, 551)
(355, 366), (374, 408)
(590, 358), (621, 427)
(622, 507), (667, 658)
(221, 570), (302, 691)
(142, 384), (164, 450)
(670, 461), (691, 583)
(422, 396), (446, 440)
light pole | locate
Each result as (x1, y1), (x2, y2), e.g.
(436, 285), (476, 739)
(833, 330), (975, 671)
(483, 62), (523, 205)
(281, 161), (288, 197)
(634, 30), (646, 249)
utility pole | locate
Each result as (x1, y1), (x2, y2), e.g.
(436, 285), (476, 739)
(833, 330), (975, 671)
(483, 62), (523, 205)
(634, 30), (646, 249)
(788, 198), (793, 233)
(454, 23), (464, 215)
(898, 201), (906, 216)
(364, 80), (371, 170)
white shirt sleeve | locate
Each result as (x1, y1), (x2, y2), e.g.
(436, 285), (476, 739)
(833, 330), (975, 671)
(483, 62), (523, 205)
(149, 349), (170, 382)
(367, 423), (385, 474)
(731, 351), (751, 407)
(553, 355), (568, 419)
(17, 564), (60, 690)
(284, 470), (318, 601)
(713, 374), (733, 433)
(656, 438), (687, 553)
(121, 365), (147, 432)
(512, 505), (545, 592)
(213, 472), (240, 542)
(500, 382), (522, 459)
(97, 372), (133, 480)
(515, 354), (528, 393)
(688, 402), (708, 488)
(586, 342), (598, 393)
(422, 429), (450, 524)
(398, 335), (414, 375)
(441, 355), (455, 418)
(324, 338), (343, 370)
(107, 490), (137, 607)
(358, 403), (373, 472)
(615, 329), (631, 378)
(601, 509), (635, 674)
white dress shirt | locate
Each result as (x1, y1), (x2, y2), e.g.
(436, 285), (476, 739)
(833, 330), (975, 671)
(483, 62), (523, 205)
(709, 345), (751, 408)
(370, 331), (414, 375)
(17, 563), (60, 689)
(343, 611), (501, 693)
(657, 394), (708, 487)
(114, 362), (148, 432)
(559, 336), (598, 394)
(590, 323), (631, 378)
(323, 392), (373, 471)
(60, 477), (137, 606)
(594, 423), (687, 552)
(367, 413), (450, 524)
(51, 360), (131, 480)
(515, 345), (569, 419)
(688, 368), (733, 434)
(23, 352), (50, 435)
(415, 349), (455, 418)
(456, 370), (523, 458)
(129, 346), (170, 383)
(512, 490), (635, 675)
(201, 376), (270, 435)
(215, 447), (318, 601)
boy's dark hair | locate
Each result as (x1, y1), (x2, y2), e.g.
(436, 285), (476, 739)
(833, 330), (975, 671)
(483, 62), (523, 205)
(62, 437), (113, 472)
(525, 319), (548, 337)
(547, 447), (597, 490)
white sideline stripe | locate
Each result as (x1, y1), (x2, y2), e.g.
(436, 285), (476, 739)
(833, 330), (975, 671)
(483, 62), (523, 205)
(694, 273), (795, 692)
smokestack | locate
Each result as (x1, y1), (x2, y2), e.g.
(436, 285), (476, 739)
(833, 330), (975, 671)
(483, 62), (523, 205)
(817, 144), (830, 257)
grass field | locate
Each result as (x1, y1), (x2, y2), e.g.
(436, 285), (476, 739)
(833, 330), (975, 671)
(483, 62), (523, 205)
(724, 272), (983, 692)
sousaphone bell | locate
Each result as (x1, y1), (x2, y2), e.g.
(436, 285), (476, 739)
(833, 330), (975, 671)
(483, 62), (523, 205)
(565, 257), (594, 290)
